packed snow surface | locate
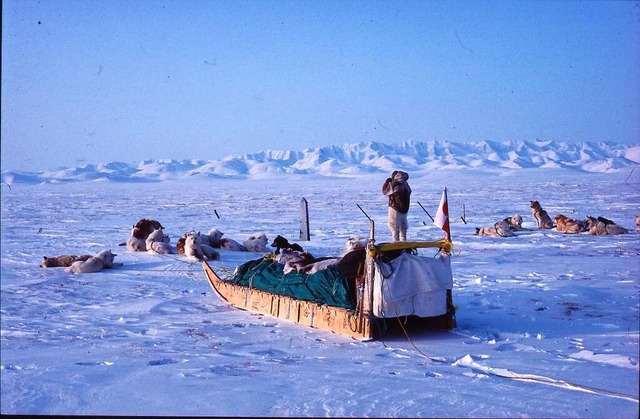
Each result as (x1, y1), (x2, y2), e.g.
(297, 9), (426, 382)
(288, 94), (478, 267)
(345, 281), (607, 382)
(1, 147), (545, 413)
(1, 168), (639, 417)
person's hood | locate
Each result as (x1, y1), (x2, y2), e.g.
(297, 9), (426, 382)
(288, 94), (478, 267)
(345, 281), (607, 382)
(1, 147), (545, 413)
(393, 171), (409, 181)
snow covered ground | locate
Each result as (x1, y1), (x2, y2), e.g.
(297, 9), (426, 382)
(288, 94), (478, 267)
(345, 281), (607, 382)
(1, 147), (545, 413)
(1, 169), (638, 417)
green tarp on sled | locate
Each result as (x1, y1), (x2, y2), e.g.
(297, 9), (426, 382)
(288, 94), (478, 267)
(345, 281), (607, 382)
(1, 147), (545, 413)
(231, 257), (356, 310)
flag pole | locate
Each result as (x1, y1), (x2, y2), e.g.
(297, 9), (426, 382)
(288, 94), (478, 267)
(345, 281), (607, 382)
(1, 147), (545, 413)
(444, 187), (451, 243)
(442, 187), (456, 329)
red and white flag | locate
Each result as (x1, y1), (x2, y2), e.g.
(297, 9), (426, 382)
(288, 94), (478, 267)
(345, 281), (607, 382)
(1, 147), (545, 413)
(433, 188), (451, 240)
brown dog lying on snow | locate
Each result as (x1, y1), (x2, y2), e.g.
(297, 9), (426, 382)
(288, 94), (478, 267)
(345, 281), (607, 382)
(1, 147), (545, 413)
(40, 254), (92, 268)
(122, 218), (165, 252)
(132, 218), (164, 239)
(553, 214), (587, 234)
(585, 216), (628, 235)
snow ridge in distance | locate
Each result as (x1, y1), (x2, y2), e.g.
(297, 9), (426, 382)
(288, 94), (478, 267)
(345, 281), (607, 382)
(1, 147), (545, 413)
(2, 140), (639, 184)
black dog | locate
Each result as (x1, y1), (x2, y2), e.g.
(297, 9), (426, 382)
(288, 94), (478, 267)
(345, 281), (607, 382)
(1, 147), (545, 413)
(597, 216), (615, 226)
(270, 235), (304, 254)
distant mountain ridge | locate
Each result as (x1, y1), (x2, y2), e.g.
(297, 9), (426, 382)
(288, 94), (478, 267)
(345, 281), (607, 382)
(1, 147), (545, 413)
(2, 140), (639, 184)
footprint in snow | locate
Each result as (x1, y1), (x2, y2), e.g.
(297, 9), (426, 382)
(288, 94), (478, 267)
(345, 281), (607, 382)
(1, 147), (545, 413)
(208, 364), (258, 377)
(75, 361), (113, 366)
(494, 343), (518, 352)
(148, 358), (180, 366)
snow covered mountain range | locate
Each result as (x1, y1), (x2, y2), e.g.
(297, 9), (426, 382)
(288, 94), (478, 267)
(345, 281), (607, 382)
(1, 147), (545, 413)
(3, 140), (639, 184)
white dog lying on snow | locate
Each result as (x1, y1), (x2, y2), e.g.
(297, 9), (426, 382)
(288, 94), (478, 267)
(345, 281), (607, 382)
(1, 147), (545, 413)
(65, 250), (122, 274)
(184, 231), (219, 261)
(203, 228), (224, 248)
(475, 221), (514, 237)
(146, 228), (174, 254)
(203, 229), (265, 252)
(219, 237), (247, 251)
(126, 236), (147, 252)
(243, 233), (270, 253)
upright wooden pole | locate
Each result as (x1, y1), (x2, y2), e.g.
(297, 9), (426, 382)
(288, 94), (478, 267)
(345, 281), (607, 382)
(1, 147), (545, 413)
(362, 218), (375, 317)
(300, 197), (310, 241)
(356, 204), (375, 322)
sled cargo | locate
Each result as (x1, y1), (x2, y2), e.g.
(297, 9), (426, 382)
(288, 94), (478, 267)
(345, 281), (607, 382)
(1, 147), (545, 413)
(202, 237), (456, 341)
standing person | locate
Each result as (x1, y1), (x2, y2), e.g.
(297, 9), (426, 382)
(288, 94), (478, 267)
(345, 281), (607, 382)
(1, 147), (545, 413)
(382, 170), (411, 242)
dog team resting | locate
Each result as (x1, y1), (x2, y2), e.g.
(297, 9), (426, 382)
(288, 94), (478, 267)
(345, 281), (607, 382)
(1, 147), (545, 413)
(474, 200), (632, 237)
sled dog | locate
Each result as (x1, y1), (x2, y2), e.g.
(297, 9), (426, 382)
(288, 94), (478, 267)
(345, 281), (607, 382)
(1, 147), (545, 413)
(219, 237), (248, 252)
(176, 234), (186, 255)
(204, 228), (224, 248)
(131, 218), (164, 240)
(502, 214), (527, 231)
(554, 214), (586, 234)
(121, 218), (164, 251)
(275, 248), (315, 273)
(475, 221), (514, 237)
(184, 231), (219, 261)
(184, 231), (205, 260)
(40, 254), (91, 268)
(126, 236), (147, 252)
(270, 235), (304, 254)
(146, 228), (173, 254)
(530, 201), (554, 229)
(243, 233), (270, 253)
(585, 216), (628, 235)
(65, 250), (122, 274)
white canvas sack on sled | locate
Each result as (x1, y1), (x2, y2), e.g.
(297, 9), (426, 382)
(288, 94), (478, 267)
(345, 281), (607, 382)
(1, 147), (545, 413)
(373, 252), (453, 318)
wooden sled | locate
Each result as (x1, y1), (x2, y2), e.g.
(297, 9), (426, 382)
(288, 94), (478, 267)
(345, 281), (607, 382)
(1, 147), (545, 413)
(202, 236), (456, 341)
(202, 259), (374, 340)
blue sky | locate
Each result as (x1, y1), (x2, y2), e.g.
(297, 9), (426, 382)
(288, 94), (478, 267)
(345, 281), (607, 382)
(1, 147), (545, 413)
(2, 0), (639, 172)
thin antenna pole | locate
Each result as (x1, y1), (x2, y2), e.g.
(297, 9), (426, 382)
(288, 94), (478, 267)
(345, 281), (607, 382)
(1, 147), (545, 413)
(356, 204), (375, 242)
(417, 201), (434, 222)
